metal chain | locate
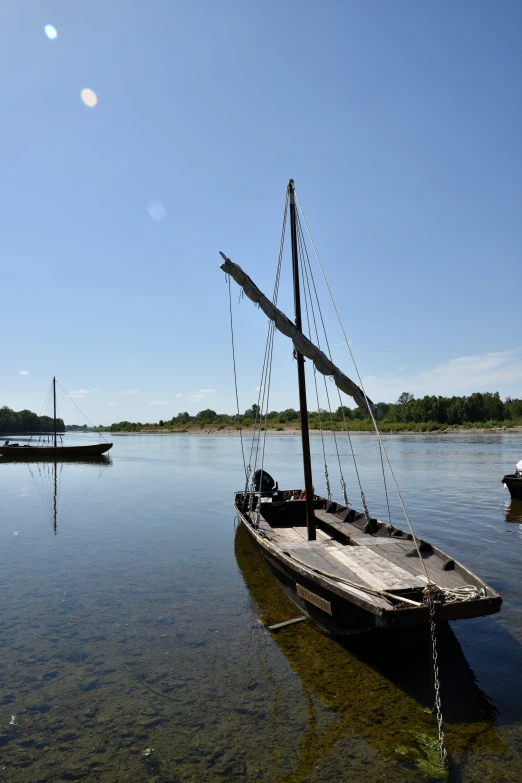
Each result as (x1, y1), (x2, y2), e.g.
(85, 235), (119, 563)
(324, 461), (332, 501)
(339, 474), (348, 507)
(426, 591), (448, 768)
(360, 490), (370, 520)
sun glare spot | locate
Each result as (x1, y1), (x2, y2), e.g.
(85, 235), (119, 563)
(147, 201), (166, 222)
(44, 24), (58, 40)
(80, 88), (98, 108)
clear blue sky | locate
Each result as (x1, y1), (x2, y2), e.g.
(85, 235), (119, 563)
(2, 1), (521, 425)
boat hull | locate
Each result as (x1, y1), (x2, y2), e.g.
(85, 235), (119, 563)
(235, 494), (501, 636)
(502, 474), (522, 500)
(0, 443), (113, 459)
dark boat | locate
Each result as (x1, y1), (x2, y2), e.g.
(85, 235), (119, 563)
(502, 474), (522, 500)
(0, 442), (112, 458)
(0, 377), (112, 459)
(221, 179), (501, 636)
(234, 522), (504, 773)
(231, 487), (501, 635)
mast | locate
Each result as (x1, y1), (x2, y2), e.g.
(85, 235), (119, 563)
(288, 179), (316, 541)
(53, 376), (57, 448)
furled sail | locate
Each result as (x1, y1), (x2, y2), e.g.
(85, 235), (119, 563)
(220, 253), (376, 413)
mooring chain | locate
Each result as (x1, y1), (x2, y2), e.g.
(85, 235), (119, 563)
(426, 590), (448, 768)
(360, 490), (370, 521)
(339, 474), (348, 508)
(324, 461), (332, 501)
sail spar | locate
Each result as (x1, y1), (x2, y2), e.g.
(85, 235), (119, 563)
(220, 253), (376, 414)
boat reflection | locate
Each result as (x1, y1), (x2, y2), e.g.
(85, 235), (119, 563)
(0, 456), (112, 534)
(234, 522), (504, 779)
(0, 454), (113, 465)
(505, 500), (522, 524)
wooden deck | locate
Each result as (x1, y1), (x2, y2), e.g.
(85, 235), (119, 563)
(268, 507), (468, 596)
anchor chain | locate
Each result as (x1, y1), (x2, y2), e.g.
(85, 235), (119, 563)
(324, 462), (332, 501)
(360, 490), (370, 520)
(425, 588), (448, 768)
(339, 474), (348, 507)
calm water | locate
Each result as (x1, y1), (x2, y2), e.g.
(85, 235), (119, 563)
(1, 432), (522, 782)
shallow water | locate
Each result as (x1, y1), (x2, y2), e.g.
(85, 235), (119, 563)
(1, 432), (522, 782)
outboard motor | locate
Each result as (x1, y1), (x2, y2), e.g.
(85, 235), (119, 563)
(253, 469), (278, 494)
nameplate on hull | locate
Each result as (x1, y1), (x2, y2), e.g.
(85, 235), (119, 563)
(296, 584), (332, 615)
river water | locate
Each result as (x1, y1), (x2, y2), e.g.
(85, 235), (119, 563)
(1, 432), (521, 782)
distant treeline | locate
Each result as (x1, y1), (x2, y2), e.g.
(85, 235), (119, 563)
(108, 392), (522, 432)
(0, 406), (65, 434)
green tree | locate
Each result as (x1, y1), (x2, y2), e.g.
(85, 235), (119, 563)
(244, 403), (260, 419)
(196, 409), (217, 422)
(397, 392), (415, 406)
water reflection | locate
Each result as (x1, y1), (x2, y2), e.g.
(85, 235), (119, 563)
(0, 456), (112, 534)
(234, 522), (504, 779)
(505, 500), (522, 524)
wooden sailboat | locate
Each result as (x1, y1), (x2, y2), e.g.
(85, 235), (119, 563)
(221, 180), (501, 636)
(0, 377), (112, 459)
(234, 521), (504, 768)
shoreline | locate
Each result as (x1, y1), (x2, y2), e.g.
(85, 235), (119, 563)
(106, 425), (522, 437)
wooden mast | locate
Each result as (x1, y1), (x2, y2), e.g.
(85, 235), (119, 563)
(53, 376), (57, 448)
(288, 179), (316, 541)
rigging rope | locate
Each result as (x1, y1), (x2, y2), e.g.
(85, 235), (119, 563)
(295, 192), (430, 582)
(227, 275), (247, 477)
(297, 226), (340, 503)
(244, 191), (289, 520)
(259, 191), (289, 477)
(55, 381), (110, 443)
(297, 213), (363, 512)
(33, 382), (54, 445)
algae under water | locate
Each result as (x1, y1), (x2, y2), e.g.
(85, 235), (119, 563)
(1, 432), (522, 782)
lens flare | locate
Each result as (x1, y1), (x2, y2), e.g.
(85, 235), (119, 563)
(44, 24), (58, 40)
(147, 201), (166, 222)
(80, 88), (98, 108)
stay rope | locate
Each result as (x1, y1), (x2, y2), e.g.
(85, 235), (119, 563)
(297, 212), (368, 516)
(227, 275), (247, 477)
(55, 381), (110, 444)
(297, 225), (345, 505)
(238, 191), (289, 520)
(295, 191), (429, 582)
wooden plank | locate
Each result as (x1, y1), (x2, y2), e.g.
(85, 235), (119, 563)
(355, 536), (411, 546)
(281, 544), (386, 608)
(296, 584), (332, 614)
(379, 544), (465, 589)
(316, 528), (332, 541)
(267, 616), (307, 631)
(282, 544), (366, 586)
(328, 547), (427, 591)
(274, 528), (303, 543)
(290, 525), (333, 542)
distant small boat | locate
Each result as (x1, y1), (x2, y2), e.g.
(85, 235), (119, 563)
(0, 442), (112, 458)
(0, 377), (112, 459)
(502, 474), (522, 501)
